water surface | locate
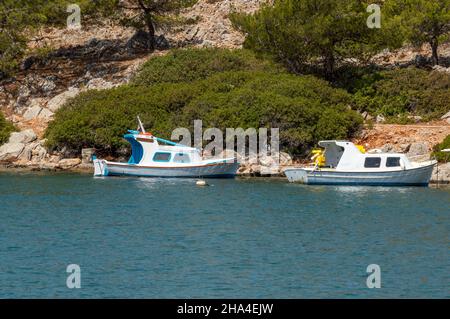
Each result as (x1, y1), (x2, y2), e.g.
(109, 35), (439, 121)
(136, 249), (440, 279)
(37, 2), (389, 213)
(0, 173), (449, 298)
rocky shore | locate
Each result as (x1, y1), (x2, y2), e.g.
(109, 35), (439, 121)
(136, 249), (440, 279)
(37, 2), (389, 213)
(1, 143), (449, 184)
(1, 0), (449, 183)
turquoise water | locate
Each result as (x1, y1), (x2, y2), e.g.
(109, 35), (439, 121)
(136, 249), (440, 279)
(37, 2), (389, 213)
(0, 173), (449, 298)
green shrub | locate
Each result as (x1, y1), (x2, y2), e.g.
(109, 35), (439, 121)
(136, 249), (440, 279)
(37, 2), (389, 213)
(0, 113), (16, 145)
(181, 72), (361, 154)
(45, 67), (362, 156)
(352, 67), (450, 122)
(433, 135), (450, 163)
(45, 84), (198, 154)
(131, 48), (281, 86)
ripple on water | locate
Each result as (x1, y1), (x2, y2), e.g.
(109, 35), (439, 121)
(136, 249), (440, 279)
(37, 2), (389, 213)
(0, 173), (449, 298)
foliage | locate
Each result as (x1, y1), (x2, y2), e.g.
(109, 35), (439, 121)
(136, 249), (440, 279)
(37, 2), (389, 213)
(230, 0), (402, 80)
(132, 48), (281, 86)
(0, 0), (47, 76)
(0, 112), (16, 146)
(45, 49), (362, 156)
(351, 67), (450, 121)
(432, 135), (450, 162)
(98, 0), (198, 50)
(390, 0), (450, 66)
(0, 0), (112, 77)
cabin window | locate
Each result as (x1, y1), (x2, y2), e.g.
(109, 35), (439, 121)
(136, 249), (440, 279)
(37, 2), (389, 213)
(153, 152), (171, 162)
(364, 157), (381, 168)
(386, 157), (401, 167)
(173, 153), (191, 163)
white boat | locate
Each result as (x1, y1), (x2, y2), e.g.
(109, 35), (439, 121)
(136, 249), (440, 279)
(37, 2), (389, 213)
(284, 141), (437, 186)
(93, 118), (239, 178)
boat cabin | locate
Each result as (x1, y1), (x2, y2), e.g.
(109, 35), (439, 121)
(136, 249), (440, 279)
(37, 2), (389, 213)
(319, 141), (413, 171)
(125, 130), (202, 166)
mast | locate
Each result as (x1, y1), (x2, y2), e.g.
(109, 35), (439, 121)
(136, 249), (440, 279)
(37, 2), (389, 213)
(137, 115), (146, 134)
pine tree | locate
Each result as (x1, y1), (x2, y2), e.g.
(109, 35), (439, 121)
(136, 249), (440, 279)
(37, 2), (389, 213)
(0, 0), (105, 77)
(395, 0), (450, 66)
(231, 0), (401, 80)
(0, 0), (46, 76)
(108, 0), (198, 50)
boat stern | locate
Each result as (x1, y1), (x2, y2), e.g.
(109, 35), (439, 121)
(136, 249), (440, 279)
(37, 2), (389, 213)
(93, 158), (109, 176)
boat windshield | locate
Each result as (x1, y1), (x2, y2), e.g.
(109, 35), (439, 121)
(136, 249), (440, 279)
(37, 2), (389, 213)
(324, 144), (345, 168)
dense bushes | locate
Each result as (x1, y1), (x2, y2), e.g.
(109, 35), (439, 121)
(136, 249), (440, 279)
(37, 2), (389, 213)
(433, 135), (450, 162)
(0, 113), (15, 146)
(352, 67), (450, 122)
(45, 49), (362, 156)
(131, 48), (281, 86)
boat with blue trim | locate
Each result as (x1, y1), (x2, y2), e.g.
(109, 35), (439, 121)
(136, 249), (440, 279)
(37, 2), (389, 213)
(284, 141), (437, 186)
(93, 118), (240, 178)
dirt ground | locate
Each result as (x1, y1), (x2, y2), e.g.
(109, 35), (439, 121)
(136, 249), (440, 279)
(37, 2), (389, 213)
(354, 121), (450, 151)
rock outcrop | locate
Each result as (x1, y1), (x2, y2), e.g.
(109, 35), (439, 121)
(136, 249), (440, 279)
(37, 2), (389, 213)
(170, 0), (264, 48)
(406, 142), (430, 162)
(237, 152), (294, 176)
(47, 87), (80, 112)
(433, 65), (450, 75)
(58, 158), (82, 169)
(0, 143), (26, 162)
(0, 129), (38, 162)
(355, 123), (450, 156)
(432, 163), (450, 184)
(442, 110), (450, 125)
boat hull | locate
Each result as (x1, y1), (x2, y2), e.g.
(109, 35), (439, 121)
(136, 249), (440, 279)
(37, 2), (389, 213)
(284, 163), (436, 186)
(94, 160), (240, 178)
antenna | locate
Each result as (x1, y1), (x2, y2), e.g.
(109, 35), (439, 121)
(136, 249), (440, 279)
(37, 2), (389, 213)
(137, 115), (146, 134)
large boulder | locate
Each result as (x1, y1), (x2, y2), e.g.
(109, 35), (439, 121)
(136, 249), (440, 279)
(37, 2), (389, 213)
(47, 87), (80, 112)
(31, 145), (47, 162)
(279, 152), (293, 166)
(58, 158), (81, 169)
(258, 155), (277, 167)
(0, 143), (25, 162)
(8, 129), (37, 144)
(23, 105), (43, 121)
(37, 108), (54, 120)
(432, 163), (450, 184)
(19, 140), (48, 162)
(406, 142), (430, 162)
